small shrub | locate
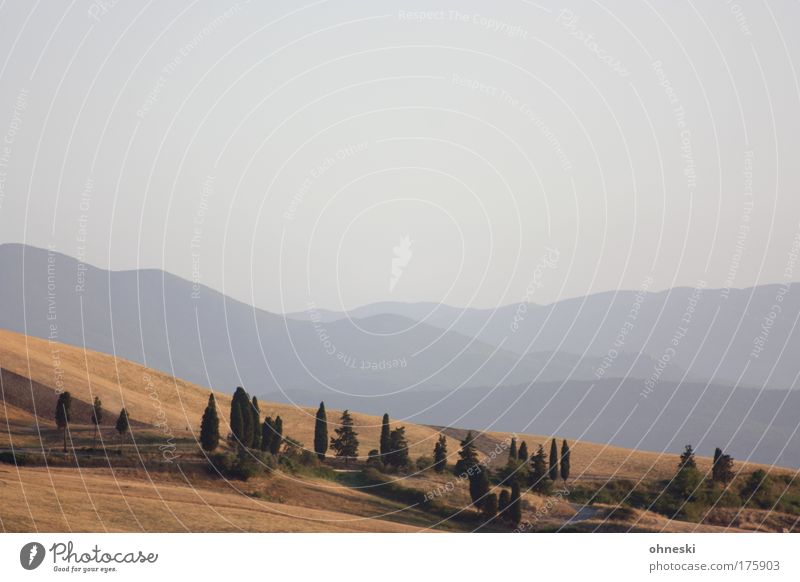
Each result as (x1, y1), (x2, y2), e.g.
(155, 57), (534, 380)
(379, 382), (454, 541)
(741, 470), (779, 509)
(606, 505), (637, 521)
(207, 452), (235, 475)
(366, 449), (382, 468)
(207, 450), (267, 481)
(0, 451), (29, 466)
(298, 449), (320, 467)
(415, 456), (433, 471)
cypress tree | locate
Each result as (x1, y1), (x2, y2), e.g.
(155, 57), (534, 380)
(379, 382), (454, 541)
(509, 481), (522, 526)
(498, 489), (511, 516)
(55, 391), (72, 453)
(330, 409), (359, 466)
(269, 415), (283, 456)
(712, 447), (735, 484)
(529, 444), (551, 493)
(386, 426), (410, 468)
(115, 408), (130, 442)
(560, 439), (571, 482)
(509, 437), (517, 461)
(433, 433), (448, 473)
(261, 416), (274, 452)
(199, 394), (220, 452)
(240, 390), (254, 447)
(250, 396), (261, 449)
(314, 402), (328, 460)
(483, 493), (498, 519)
(518, 440), (529, 462)
(380, 413), (391, 462)
(230, 387), (248, 446)
(549, 438), (559, 481)
(90, 396), (103, 448)
(468, 465), (490, 511)
(455, 430), (480, 475)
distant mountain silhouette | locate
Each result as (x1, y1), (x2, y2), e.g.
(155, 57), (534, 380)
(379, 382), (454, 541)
(0, 244), (677, 398)
(287, 283), (800, 390)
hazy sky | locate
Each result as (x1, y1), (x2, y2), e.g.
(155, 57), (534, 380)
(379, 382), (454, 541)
(0, 0), (798, 312)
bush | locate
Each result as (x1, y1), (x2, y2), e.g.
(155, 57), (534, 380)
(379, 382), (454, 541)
(0, 451), (29, 466)
(704, 482), (742, 508)
(207, 452), (236, 475)
(668, 468), (703, 502)
(493, 460), (528, 486)
(207, 450), (269, 481)
(606, 505), (637, 521)
(741, 470), (779, 509)
(298, 449), (320, 467)
(415, 456), (433, 471)
(366, 449), (382, 468)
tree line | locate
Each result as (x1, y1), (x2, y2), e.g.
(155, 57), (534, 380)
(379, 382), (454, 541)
(54, 392), (130, 452)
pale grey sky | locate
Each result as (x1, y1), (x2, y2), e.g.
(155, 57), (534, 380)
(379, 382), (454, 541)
(0, 0), (798, 312)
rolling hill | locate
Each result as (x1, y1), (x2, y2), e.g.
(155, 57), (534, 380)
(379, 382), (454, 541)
(2, 329), (796, 533)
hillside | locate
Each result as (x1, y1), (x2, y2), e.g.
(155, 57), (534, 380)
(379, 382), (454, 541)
(0, 328), (460, 459)
(1, 328), (797, 533)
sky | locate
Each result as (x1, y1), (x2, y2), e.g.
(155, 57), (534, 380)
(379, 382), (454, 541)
(0, 0), (798, 313)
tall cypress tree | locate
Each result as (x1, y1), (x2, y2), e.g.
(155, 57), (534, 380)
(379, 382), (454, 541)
(230, 387), (248, 446)
(498, 489), (511, 516)
(560, 439), (571, 482)
(261, 416), (274, 452)
(115, 408), (130, 442)
(509, 437), (517, 461)
(269, 415), (283, 456)
(240, 390), (254, 447)
(455, 431), (480, 475)
(90, 396), (103, 448)
(314, 402), (328, 460)
(200, 394), (220, 452)
(380, 413), (391, 462)
(549, 438), (559, 481)
(468, 465), (490, 510)
(712, 447), (735, 484)
(250, 396), (261, 449)
(330, 409), (359, 466)
(55, 391), (72, 453)
(433, 433), (448, 473)
(509, 481), (522, 526)
(483, 493), (499, 519)
(518, 440), (529, 462)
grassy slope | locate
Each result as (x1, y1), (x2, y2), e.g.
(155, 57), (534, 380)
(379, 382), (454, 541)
(0, 328), (460, 459)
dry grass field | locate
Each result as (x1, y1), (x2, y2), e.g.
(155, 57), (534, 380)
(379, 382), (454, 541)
(474, 428), (793, 482)
(0, 328), (460, 459)
(0, 465), (424, 532)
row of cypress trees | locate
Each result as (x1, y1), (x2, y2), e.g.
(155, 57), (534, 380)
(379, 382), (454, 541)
(454, 432), (574, 525)
(200, 388), (283, 454)
(509, 435), (571, 482)
(54, 392), (129, 452)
